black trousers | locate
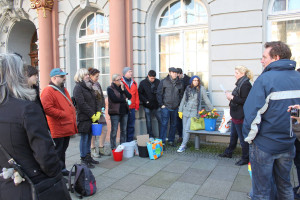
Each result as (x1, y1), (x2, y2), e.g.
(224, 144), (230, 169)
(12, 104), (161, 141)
(53, 136), (70, 170)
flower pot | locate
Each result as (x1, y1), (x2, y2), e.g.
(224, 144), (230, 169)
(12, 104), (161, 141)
(204, 118), (217, 131)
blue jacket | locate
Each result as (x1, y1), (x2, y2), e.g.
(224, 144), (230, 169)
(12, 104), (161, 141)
(243, 59), (300, 154)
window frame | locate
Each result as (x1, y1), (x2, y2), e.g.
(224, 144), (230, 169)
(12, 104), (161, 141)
(76, 12), (110, 93)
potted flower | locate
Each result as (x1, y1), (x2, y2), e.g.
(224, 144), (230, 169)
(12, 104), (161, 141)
(199, 109), (220, 131)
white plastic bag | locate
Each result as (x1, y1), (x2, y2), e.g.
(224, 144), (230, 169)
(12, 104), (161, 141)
(218, 108), (231, 133)
(115, 145), (125, 152)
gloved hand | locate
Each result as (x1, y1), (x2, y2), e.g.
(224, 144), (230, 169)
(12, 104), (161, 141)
(91, 114), (98, 122)
(96, 111), (101, 121)
(178, 112), (183, 119)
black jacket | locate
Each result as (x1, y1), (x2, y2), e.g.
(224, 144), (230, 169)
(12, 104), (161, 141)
(0, 97), (61, 199)
(157, 75), (184, 110)
(229, 76), (252, 120)
(107, 83), (132, 115)
(138, 77), (160, 110)
(182, 74), (191, 91)
(73, 81), (101, 133)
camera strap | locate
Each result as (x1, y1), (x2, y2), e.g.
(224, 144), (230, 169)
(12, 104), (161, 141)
(0, 143), (38, 200)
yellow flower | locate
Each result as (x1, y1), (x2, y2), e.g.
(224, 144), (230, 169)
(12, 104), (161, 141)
(212, 108), (216, 112)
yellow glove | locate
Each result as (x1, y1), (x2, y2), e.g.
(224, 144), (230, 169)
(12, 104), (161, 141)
(95, 111), (101, 121)
(178, 112), (183, 119)
(91, 114), (97, 123)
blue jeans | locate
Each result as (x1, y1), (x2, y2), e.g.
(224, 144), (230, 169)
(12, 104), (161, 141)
(250, 142), (295, 200)
(144, 107), (161, 138)
(225, 122), (249, 161)
(160, 107), (178, 143)
(294, 149), (300, 185)
(127, 109), (135, 142)
(80, 133), (92, 158)
(110, 114), (128, 149)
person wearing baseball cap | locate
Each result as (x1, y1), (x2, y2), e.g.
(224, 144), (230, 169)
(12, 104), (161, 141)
(41, 68), (77, 176)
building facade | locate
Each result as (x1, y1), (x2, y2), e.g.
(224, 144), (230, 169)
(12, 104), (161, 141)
(0, 0), (299, 133)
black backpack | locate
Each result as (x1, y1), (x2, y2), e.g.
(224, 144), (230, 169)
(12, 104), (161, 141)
(68, 164), (97, 198)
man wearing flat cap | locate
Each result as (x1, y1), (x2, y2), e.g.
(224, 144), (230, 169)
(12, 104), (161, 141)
(41, 68), (77, 176)
(157, 67), (184, 147)
(121, 66), (140, 142)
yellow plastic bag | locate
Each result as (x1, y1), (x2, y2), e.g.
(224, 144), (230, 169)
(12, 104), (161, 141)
(190, 117), (205, 130)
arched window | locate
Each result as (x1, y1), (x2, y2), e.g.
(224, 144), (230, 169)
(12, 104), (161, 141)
(156, 0), (209, 86)
(77, 12), (110, 91)
(269, 0), (300, 66)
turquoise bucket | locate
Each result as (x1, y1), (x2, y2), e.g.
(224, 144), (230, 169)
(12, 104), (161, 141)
(204, 118), (217, 131)
(92, 123), (102, 136)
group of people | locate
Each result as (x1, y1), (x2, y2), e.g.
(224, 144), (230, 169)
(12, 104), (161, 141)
(1, 40), (300, 200)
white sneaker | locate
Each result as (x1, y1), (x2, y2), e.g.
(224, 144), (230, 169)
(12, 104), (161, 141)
(177, 145), (185, 153)
(91, 147), (100, 158)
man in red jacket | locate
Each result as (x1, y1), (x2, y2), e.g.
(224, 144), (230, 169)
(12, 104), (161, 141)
(121, 67), (139, 142)
(41, 68), (77, 176)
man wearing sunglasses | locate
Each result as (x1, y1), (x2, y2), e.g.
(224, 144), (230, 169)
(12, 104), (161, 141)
(41, 68), (77, 177)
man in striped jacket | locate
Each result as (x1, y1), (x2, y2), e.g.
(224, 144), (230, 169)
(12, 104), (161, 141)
(243, 41), (300, 200)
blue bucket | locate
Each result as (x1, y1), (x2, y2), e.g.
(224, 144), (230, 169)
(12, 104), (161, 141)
(92, 123), (102, 136)
(204, 118), (217, 131)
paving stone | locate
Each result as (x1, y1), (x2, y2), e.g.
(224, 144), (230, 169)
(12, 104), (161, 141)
(197, 178), (232, 199)
(190, 158), (218, 171)
(178, 168), (210, 185)
(93, 188), (129, 200)
(158, 181), (200, 200)
(144, 171), (181, 189)
(102, 165), (137, 179)
(122, 156), (150, 168)
(231, 175), (252, 193)
(133, 159), (168, 176)
(95, 175), (118, 192)
(217, 158), (238, 167)
(175, 155), (199, 162)
(209, 165), (239, 182)
(192, 195), (220, 200)
(90, 166), (109, 177)
(123, 185), (165, 200)
(226, 191), (250, 200)
(110, 173), (150, 192)
(99, 157), (126, 169)
(238, 165), (250, 176)
(162, 160), (193, 174)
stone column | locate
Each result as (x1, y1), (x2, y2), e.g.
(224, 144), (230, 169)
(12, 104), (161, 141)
(109, 0), (126, 79)
(30, 0), (54, 90)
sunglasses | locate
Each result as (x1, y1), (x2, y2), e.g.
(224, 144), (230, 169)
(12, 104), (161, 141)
(115, 79), (121, 81)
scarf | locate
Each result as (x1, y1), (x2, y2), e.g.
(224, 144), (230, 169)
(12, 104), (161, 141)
(232, 75), (249, 97)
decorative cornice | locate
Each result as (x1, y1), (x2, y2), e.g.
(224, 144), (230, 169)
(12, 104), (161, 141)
(0, 0), (28, 21)
(30, 0), (54, 18)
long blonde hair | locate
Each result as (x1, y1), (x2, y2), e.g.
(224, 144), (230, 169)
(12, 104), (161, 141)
(0, 53), (36, 104)
(74, 68), (89, 83)
(235, 65), (253, 81)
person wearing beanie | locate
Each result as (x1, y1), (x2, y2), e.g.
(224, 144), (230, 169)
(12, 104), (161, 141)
(121, 66), (140, 142)
(177, 76), (213, 152)
(24, 65), (42, 107)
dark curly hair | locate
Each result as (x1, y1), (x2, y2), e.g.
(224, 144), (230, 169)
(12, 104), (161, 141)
(264, 41), (292, 60)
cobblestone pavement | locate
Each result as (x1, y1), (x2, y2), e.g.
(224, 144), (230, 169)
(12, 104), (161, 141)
(66, 135), (298, 200)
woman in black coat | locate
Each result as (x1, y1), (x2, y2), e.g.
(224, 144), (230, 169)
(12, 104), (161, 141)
(73, 68), (101, 168)
(219, 65), (253, 166)
(0, 53), (70, 200)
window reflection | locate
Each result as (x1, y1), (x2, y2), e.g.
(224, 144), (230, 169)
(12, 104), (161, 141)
(272, 0), (300, 12)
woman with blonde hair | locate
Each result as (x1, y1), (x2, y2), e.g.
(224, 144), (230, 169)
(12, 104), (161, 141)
(73, 68), (101, 168)
(219, 65), (253, 166)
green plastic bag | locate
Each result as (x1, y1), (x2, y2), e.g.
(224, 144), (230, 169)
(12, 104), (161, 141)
(190, 117), (205, 130)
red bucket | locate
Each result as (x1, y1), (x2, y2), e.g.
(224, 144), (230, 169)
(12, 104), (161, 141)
(112, 149), (123, 162)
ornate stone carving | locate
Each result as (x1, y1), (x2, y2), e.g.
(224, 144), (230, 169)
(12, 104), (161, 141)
(80, 0), (90, 9)
(30, 0), (54, 18)
(2, 26), (8, 33)
(0, 0), (28, 21)
(0, 42), (5, 48)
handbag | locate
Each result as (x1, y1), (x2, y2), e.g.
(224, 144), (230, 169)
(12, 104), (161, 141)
(147, 139), (163, 160)
(190, 117), (205, 130)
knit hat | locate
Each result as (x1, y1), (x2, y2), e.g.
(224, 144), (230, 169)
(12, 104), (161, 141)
(189, 75), (201, 85)
(123, 67), (132, 75)
(24, 65), (38, 77)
